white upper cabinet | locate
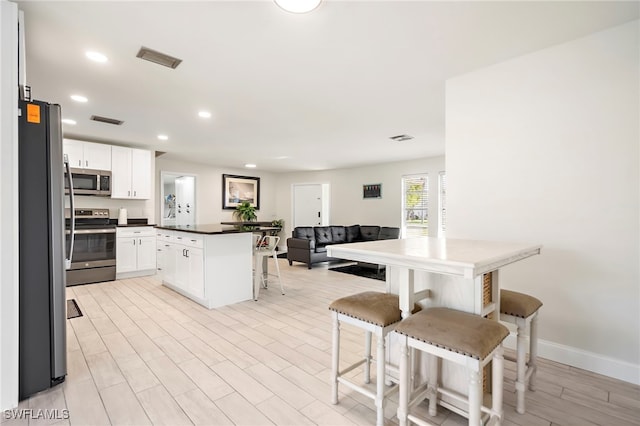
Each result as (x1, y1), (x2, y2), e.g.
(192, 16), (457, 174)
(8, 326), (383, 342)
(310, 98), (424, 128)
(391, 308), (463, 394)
(63, 139), (111, 170)
(111, 146), (151, 199)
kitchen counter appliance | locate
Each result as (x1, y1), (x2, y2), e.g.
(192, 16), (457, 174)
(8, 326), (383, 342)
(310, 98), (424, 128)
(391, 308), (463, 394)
(64, 167), (111, 196)
(65, 208), (116, 286)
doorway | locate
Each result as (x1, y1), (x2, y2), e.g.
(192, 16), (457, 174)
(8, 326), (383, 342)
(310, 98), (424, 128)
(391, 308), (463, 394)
(292, 183), (330, 228)
(160, 172), (196, 227)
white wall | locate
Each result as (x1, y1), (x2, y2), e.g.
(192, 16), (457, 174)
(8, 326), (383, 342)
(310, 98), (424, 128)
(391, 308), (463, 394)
(446, 21), (639, 383)
(0, 0), (19, 410)
(154, 157), (278, 226)
(275, 156), (445, 239)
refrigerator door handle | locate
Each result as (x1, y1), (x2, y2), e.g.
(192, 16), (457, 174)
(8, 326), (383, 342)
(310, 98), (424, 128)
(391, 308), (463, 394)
(64, 154), (75, 270)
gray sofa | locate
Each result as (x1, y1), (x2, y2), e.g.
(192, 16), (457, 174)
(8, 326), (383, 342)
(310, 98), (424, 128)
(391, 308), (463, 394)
(286, 225), (400, 269)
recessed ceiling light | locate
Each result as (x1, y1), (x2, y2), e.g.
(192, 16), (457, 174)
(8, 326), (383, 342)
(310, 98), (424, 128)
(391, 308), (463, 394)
(157, 134), (169, 141)
(85, 51), (108, 63)
(244, 163), (257, 168)
(274, 155), (290, 160)
(70, 94), (88, 103)
(198, 111), (211, 119)
(61, 118), (76, 125)
(274, 0), (322, 13)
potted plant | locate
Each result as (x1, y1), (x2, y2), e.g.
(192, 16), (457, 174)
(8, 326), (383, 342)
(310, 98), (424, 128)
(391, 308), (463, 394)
(233, 201), (257, 223)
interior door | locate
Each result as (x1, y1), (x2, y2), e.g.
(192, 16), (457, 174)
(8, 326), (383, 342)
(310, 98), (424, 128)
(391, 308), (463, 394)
(293, 184), (324, 227)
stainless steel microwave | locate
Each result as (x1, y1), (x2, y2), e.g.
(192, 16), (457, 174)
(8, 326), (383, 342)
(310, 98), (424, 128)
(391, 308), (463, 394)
(64, 168), (111, 196)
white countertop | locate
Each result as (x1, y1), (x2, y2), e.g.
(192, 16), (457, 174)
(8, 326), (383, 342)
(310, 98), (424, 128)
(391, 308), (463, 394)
(328, 237), (542, 279)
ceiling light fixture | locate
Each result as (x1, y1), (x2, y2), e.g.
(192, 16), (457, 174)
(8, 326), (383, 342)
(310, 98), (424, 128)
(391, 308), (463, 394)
(274, 0), (322, 14)
(70, 94), (88, 103)
(198, 111), (211, 119)
(244, 163), (257, 168)
(157, 134), (169, 141)
(85, 51), (108, 63)
(61, 118), (76, 125)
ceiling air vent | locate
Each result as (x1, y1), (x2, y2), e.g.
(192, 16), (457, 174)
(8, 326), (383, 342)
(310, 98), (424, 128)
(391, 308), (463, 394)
(390, 134), (414, 142)
(90, 115), (124, 126)
(136, 46), (182, 69)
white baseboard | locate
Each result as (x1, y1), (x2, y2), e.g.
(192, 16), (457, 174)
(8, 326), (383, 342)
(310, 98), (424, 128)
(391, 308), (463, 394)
(504, 333), (640, 385)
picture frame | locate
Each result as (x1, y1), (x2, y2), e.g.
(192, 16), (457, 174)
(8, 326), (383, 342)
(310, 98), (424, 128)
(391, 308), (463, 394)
(363, 183), (382, 199)
(222, 174), (260, 210)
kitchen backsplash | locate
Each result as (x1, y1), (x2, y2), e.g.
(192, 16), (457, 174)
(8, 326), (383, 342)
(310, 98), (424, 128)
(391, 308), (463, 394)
(64, 195), (154, 222)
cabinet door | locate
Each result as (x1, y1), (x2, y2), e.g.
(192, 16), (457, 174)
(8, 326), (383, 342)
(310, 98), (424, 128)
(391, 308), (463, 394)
(156, 243), (165, 280)
(174, 246), (189, 291)
(111, 146), (132, 198)
(116, 238), (137, 273)
(137, 236), (157, 271)
(83, 142), (112, 171)
(131, 148), (151, 199)
(163, 242), (177, 284)
(63, 139), (84, 168)
(187, 248), (204, 299)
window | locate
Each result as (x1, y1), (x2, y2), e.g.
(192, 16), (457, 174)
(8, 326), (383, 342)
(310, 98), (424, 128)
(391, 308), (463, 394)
(402, 174), (429, 237)
(438, 171), (446, 237)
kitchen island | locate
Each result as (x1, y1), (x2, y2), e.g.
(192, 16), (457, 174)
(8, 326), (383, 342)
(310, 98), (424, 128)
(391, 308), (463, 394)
(155, 224), (253, 308)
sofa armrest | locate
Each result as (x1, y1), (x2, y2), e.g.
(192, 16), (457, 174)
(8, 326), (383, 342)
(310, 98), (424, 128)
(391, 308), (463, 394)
(287, 237), (316, 250)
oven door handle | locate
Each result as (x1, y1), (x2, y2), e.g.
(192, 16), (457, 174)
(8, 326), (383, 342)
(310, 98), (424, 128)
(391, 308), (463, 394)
(65, 228), (116, 235)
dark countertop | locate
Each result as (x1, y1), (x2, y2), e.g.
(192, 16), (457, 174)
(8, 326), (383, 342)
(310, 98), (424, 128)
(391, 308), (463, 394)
(110, 218), (154, 227)
(116, 223), (157, 227)
(155, 224), (247, 235)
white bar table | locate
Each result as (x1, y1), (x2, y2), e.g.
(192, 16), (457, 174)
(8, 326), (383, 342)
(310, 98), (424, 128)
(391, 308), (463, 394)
(328, 237), (541, 416)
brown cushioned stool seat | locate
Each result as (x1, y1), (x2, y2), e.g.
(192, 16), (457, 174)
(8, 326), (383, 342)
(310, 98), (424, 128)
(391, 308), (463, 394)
(500, 289), (543, 415)
(394, 308), (509, 360)
(329, 291), (405, 326)
(394, 307), (509, 426)
(501, 289), (542, 318)
(329, 291), (421, 426)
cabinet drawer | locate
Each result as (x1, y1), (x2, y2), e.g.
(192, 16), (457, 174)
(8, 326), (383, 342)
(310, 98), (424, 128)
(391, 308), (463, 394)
(172, 234), (203, 247)
(117, 227), (155, 238)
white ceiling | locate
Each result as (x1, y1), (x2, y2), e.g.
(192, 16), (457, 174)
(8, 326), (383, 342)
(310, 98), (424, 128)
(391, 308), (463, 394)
(16, 0), (639, 172)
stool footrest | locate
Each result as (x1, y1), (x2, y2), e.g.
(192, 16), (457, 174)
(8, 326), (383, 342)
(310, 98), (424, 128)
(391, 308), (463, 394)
(338, 359), (367, 377)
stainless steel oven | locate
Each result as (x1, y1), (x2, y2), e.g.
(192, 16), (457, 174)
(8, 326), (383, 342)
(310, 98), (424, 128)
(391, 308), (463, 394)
(64, 168), (111, 196)
(65, 208), (116, 286)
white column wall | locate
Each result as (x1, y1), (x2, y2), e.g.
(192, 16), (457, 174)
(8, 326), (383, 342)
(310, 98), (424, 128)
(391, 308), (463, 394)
(0, 0), (20, 410)
(446, 21), (639, 383)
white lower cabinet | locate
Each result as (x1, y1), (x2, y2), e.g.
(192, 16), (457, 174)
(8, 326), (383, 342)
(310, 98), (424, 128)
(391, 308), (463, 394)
(155, 229), (252, 308)
(116, 227), (157, 278)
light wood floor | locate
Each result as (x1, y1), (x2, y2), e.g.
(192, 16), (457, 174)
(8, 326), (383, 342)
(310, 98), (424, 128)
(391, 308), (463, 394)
(6, 259), (640, 426)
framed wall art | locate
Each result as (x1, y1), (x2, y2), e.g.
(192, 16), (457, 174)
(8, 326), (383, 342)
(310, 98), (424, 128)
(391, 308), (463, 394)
(363, 183), (382, 199)
(222, 174), (260, 209)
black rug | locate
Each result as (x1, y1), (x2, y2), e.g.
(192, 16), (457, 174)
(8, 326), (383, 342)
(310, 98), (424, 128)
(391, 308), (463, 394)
(329, 264), (385, 281)
(67, 299), (83, 319)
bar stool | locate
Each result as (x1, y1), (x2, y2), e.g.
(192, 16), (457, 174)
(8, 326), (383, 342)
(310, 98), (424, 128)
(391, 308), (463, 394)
(329, 292), (420, 426)
(394, 307), (509, 426)
(253, 235), (284, 300)
(500, 289), (542, 414)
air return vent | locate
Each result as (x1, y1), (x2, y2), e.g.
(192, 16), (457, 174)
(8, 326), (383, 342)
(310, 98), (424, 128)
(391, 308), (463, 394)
(136, 46), (182, 69)
(90, 115), (124, 126)
(390, 134), (413, 142)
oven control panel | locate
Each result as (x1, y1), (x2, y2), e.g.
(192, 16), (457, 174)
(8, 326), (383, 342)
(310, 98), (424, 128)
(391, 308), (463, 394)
(65, 208), (110, 219)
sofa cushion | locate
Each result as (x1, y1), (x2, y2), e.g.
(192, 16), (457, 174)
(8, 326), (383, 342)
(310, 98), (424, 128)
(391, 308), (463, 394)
(315, 246), (328, 253)
(330, 226), (347, 244)
(345, 225), (361, 242)
(378, 227), (400, 240)
(314, 226), (333, 246)
(360, 226), (381, 241)
(293, 227), (314, 240)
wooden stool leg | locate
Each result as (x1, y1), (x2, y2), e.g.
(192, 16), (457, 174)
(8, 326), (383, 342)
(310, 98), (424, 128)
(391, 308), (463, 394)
(492, 346), (505, 425)
(529, 313), (539, 391)
(468, 369), (482, 426)
(375, 333), (386, 426)
(515, 319), (527, 414)
(397, 337), (409, 426)
(364, 331), (372, 384)
(428, 353), (438, 417)
(331, 313), (340, 405)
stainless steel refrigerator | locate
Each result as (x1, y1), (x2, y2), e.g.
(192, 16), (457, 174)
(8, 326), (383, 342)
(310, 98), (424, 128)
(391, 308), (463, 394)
(18, 99), (71, 399)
